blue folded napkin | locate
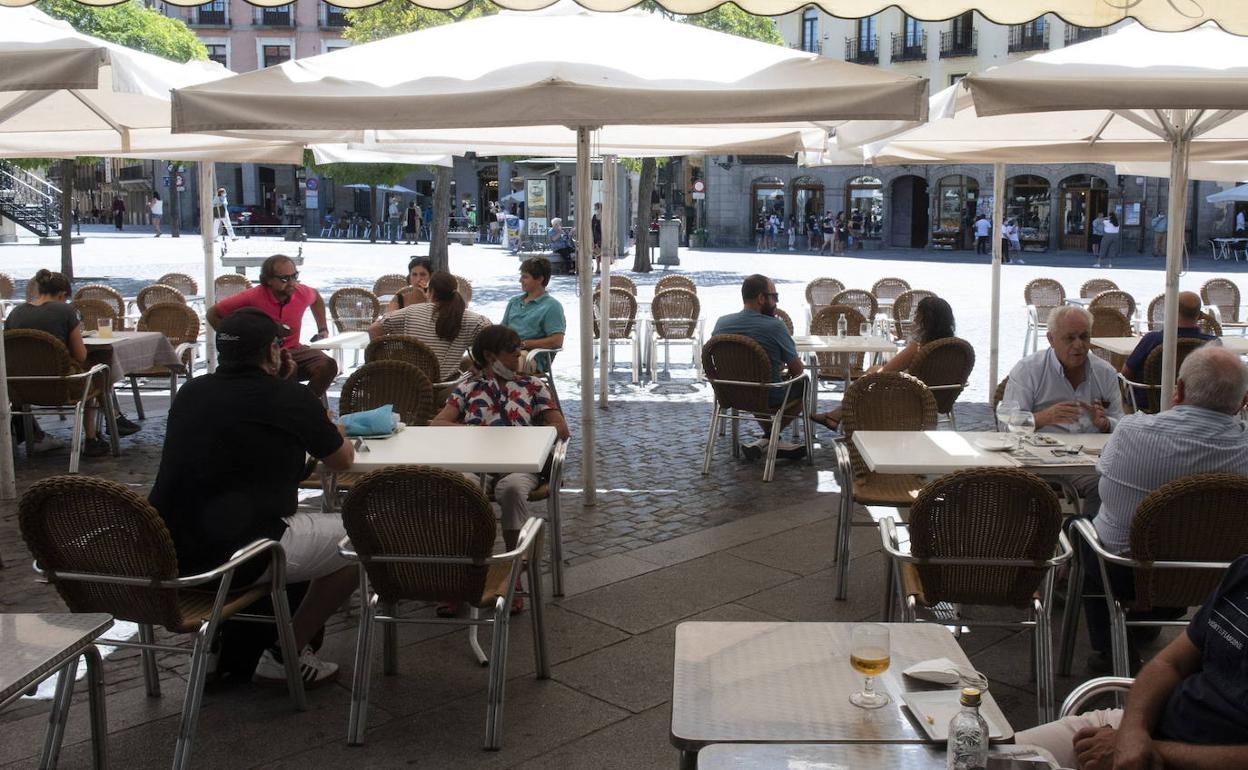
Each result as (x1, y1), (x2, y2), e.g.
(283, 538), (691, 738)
(339, 405), (398, 436)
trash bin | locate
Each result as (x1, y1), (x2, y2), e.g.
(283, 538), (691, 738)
(658, 218), (681, 266)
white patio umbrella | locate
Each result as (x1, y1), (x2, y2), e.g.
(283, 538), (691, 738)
(1117, 162), (1248, 184)
(1206, 185), (1248, 204)
(172, 1), (928, 502)
(850, 22), (1248, 410)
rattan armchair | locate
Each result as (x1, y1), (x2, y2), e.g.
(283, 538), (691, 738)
(1080, 278), (1119, 298)
(329, 288), (380, 333)
(18, 475), (308, 770)
(871, 277), (910, 302)
(372, 273), (408, 297)
(4, 329), (118, 473)
(1090, 306), (1133, 370)
(805, 277), (845, 330)
(0, 272), (13, 299)
(907, 337), (975, 428)
(809, 304), (868, 394)
(647, 287), (703, 381)
(655, 274), (696, 294)
(773, 307), (795, 335)
(128, 303), (201, 418)
(831, 288), (879, 323)
(454, 275), (473, 304)
(339, 467), (550, 750)
(1088, 290), (1137, 327)
(364, 334), (443, 384)
(213, 273), (250, 302)
(879, 467), (1070, 722)
(700, 334), (812, 482)
(521, 346), (562, 408)
(1024, 279), (1065, 355)
(594, 274), (637, 296)
(831, 371), (935, 599)
(592, 286), (641, 383)
(892, 289), (937, 340)
(157, 273), (198, 297)
(72, 298), (118, 334)
(74, 285), (127, 331)
(1060, 473), (1248, 678)
(1145, 294), (1165, 331)
(340, 360), (435, 426)
(136, 284), (187, 316)
(1200, 277), (1241, 326)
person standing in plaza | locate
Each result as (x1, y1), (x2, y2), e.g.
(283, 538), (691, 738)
(591, 202), (603, 273)
(212, 187), (237, 240)
(973, 214), (991, 255)
(1150, 211), (1167, 257)
(147, 192), (162, 237)
(1090, 210), (1105, 259)
(111, 195), (125, 231)
(1096, 213), (1120, 269)
(820, 211), (835, 255)
(387, 196), (401, 244)
(404, 200), (419, 245)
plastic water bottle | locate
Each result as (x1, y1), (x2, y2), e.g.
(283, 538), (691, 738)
(946, 687), (989, 770)
(836, 314), (847, 339)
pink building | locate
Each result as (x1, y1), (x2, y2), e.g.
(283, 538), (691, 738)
(161, 0), (349, 74)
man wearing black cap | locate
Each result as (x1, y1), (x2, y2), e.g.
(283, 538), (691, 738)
(149, 308), (355, 686)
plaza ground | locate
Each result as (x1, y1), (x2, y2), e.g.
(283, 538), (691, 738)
(0, 227), (1223, 768)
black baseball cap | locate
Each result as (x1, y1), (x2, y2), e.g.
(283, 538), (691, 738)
(216, 307), (290, 361)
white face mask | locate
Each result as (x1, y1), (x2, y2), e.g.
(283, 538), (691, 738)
(491, 359), (518, 381)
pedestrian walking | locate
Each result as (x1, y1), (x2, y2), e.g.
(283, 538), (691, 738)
(1090, 210), (1105, 257)
(1150, 212), (1167, 256)
(111, 195), (125, 231)
(1095, 213), (1121, 269)
(212, 187), (236, 240)
(388, 196), (401, 243)
(404, 200), (419, 245)
(147, 192), (162, 237)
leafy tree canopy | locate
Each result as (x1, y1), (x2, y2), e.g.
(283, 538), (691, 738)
(302, 150), (414, 188)
(343, 0), (496, 43)
(37, 0), (208, 63)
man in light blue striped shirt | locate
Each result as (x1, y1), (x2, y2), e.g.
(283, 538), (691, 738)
(1083, 345), (1248, 671)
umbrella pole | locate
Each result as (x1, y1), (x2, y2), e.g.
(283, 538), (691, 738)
(1160, 120), (1191, 409)
(990, 162), (1004, 399)
(576, 126), (597, 505)
(599, 155), (615, 408)
(200, 162), (218, 373)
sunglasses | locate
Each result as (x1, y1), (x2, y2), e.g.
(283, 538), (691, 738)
(764, 292), (780, 300)
(273, 272), (300, 284)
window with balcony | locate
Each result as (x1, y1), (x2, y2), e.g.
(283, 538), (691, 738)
(263, 44), (292, 67)
(799, 8), (819, 53)
(323, 1), (348, 28)
(1009, 18), (1048, 52)
(845, 16), (877, 64)
(205, 43), (228, 68)
(193, 0), (226, 26)
(260, 5), (293, 27)
(940, 11), (976, 58)
(1065, 25), (1104, 45)
(891, 15), (925, 62)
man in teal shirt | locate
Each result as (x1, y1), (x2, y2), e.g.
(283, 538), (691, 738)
(502, 257), (566, 373)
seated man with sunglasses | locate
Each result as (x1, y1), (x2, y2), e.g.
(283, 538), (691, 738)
(208, 254), (337, 396)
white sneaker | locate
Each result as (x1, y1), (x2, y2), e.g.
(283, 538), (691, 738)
(253, 646), (338, 688)
(1092, 263), (1102, 269)
(29, 435), (65, 454)
(775, 440), (802, 452)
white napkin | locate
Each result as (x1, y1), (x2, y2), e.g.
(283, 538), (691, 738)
(902, 657), (989, 689)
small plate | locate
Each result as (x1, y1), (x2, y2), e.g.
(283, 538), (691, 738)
(353, 421), (406, 440)
(973, 436), (1014, 452)
(901, 690), (1009, 742)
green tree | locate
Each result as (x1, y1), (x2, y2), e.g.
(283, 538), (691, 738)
(23, 1), (206, 278)
(681, 4), (782, 44)
(343, 0), (495, 43)
(303, 151), (420, 249)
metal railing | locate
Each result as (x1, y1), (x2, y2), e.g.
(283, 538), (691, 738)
(890, 31), (926, 62)
(844, 35), (878, 64)
(1065, 25), (1104, 45)
(939, 29), (977, 58)
(0, 160), (61, 238)
(1009, 24), (1049, 52)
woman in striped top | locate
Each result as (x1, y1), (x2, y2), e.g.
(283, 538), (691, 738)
(370, 270), (491, 381)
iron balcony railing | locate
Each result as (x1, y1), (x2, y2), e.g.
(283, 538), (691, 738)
(1008, 24), (1049, 52)
(844, 35), (879, 64)
(259, 6), (293, 26)
(890, 31), (926, 62)
(0, 160), (62, 238)
(939, 29), (977, 58)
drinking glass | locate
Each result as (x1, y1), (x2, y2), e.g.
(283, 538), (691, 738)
(859, 322), (871, 337)
(995, 399), (1018, 434)
(848, 623), (891, 709)
(97, 318), (113, 339)
(1009, 410), (1036, 446)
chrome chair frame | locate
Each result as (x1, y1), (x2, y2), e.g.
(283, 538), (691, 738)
(8, 364), (119, 473)
(701, 372), (813, 483)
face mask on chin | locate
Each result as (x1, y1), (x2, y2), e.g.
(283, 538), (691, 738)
(491, 359), (518, 381)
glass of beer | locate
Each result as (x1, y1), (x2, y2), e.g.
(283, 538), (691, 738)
(97, 318), (113, 340)
(849, 623), (891, 709)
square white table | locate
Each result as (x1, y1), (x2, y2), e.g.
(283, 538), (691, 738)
(696, 743), (1056, 769)
(851, 431), (1108, 476)
(83, 330), (181, 383)
(309, 330), (371, 368)
(343, 425), (556, 474)
(1092, 335), (1248, 357)
(670, 622), (1014, 768)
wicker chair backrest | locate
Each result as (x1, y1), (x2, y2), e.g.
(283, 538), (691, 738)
(341, 467), (496, 603)
(4, 329), (86, 406)
(26, 276), (38, 301)
(364, 334), (441, 383)
(773, 307), (795, 335)
(811, 304), (867, 373)
(157, 273), (198, 296)
(18, 475), (186, 630)
(136, 284), (186, 314)
(702, 334), (784, 414)
(831, 288), (879, 322)
(1129, 473), (1248, 610)
(0, 272), (14, 299)
(909, 468), (1062, 608)
(1024, 279), (1065, 325)
(1201, 278), (1240, 323)
(651, 288), (700, 339)
(453, 275), (473, 304)
(1080, 278), (1119, 298)
(892, 289), (937, 335)
(1146, 295), (1165, 331)
(805, 278), (845, 311)
(1088, 290), (1136, 324)
(341, 360), (435, 426)
(841, 371), (937, 479)
(139, 302), (200, 345)
(74, 284), (126, 319)
(1139, 338), (1207, 413)
(595, 275), (637, 296)
(591, 287), (637, 339)
(73, 298), (118, 333)
(871, 277), (910, 301)
(655, 274), (697, 294)
(1198, 311), (1222, 337)
(991, 377), (1009, 413)
(907, 337), (976, 415)
(330, 287), (380, 332)
(213, 274), (251, 301)
(372, 274), (408, 297)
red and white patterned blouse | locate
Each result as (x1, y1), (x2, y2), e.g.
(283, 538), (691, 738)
(448, 374), (555, 427)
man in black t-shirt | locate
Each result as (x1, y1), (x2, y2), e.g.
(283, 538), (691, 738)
(1017, 555), (1248, 768)
(149, 308), (354, 686)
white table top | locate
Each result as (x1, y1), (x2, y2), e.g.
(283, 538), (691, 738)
(345, 425), (556, 474)
(794, 335), (899, 354)
(1093, 335), (1248, 356)
(852, 431), (1108, 475)
(695, 744), (1056, 769)
(309, 331), (371, 351)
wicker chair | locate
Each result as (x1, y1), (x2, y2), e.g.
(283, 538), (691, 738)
(329, 287), (380, 333)
(871, 277), (910, 302)
(1145, 294), (1165, 331)
(363, 334), (443, 384)
(1080, 278), (1119, 298)
(594, 274), (637, 296)
(372, 273), (408, 297)
(1200, 277), (1240, 324)
(1121, 337), (1207, 413)
(701, 334), (812, 482)
(0, 272), (14, 299)
(340, 360), (435, 426)
(453, 275), (473, 304)
(805, 277), (845, 321)
(1147, 294), (1223, 336)
(1024, 279), (1066, 355)
(592, 286), (641, 383)
(879, 467), (1069, 722)
(832, 371), (936, 599)
(213, 273), (250, 302)
(136, 284), (187, 315)
(991, 377), (1009, 415)
(647, 288), (703, 380)
(1088, 289), (1137, 326)
(26, 275), (38, 301)
(1199, 311), (1222, 337)
(773, 307), (795, 335)
(73, 285), (127, 331)
(655, 274), (696, 294)
(18, 475), (308, 770)
(892, 289), (937, 340)
(831, 288), (879, 323)
(129, 303), (201, 419)
(907, 337), (976, 428)
(810, 304), (868, 390)
(339, 467), (550, 750)
(72, 298), (119, 334)
(1063, 473), (1248, 678)
(1089, 306), (1133, 370)
(4, 329), (118, 473)
(157, 273), (198, 297)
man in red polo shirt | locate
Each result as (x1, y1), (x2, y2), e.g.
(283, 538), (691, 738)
(208, 254), (338, 396)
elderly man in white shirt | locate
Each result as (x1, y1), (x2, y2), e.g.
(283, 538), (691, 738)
(1003, 305), (1123, 515)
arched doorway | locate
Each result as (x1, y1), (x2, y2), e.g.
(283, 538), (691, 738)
(890, 175), (928, 248)
(1059, 174), (1110, 251)
(846, 175), (883, 245)
(1006, 174), (1051, 251)
(791, 175), (824, 235)
(751, 175), (785, 232)
(477, 164), (499, 223)
(934, 174), (979, 250)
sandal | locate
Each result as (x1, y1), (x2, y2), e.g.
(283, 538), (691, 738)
(811, 413), (840, 431)
(510, 575), (525, 615)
